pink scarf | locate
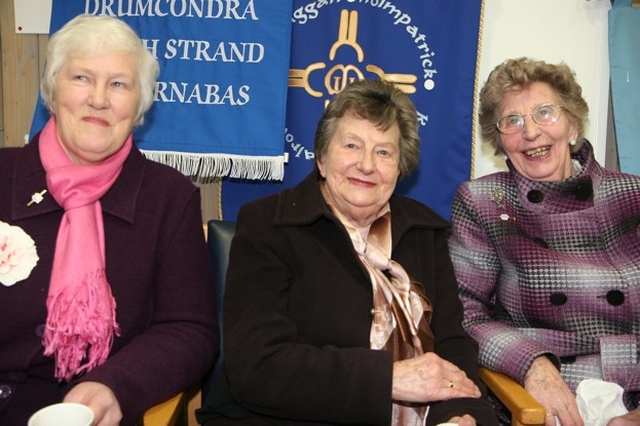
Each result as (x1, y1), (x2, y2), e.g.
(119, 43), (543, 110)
(38, 117), (131, 381)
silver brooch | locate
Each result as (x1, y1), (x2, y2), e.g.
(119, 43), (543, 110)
(27, 190), (47, 207)
(491, 187), (505, 208)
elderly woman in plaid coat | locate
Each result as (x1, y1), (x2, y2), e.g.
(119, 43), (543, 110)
(448, 57), (640, 426)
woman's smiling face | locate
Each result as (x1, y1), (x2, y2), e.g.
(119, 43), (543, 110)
(499, 81), (578, 182)
(317, 112), (401, 227)
(52, 49), (140, 165)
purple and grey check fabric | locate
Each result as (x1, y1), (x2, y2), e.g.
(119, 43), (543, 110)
(449, 141), (640, 408)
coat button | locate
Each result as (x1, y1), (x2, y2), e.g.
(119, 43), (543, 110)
(550, 292), (568, 306)
(605, 290), (625, 306)
(575, 182), (593, 201)
(560, 355), (576, 364)
(533, 237), (549, 248)
(0, 385), (13, 399)
(527, 190), (544, 203)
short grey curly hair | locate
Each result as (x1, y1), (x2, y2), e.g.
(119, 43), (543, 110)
(478, 57), (589, 155)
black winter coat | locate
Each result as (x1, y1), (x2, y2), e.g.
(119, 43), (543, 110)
(201, 171), (497, 426)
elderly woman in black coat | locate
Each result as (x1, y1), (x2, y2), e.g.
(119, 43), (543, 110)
(199, 79), (498, 426)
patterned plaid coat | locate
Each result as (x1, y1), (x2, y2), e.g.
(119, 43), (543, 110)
(449, 141), (640, 408)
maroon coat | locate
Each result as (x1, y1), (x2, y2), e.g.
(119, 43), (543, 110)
(0, 136), (219, 425)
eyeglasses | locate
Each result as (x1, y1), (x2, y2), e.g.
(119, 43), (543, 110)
(496, 104), (567, 134)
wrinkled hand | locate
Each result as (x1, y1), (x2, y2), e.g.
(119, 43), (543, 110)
(606, 406), (640, 426)
(524, 356), (583, 426)
(64, 381), (122, 426)
(447, 414), (477, 426)
(392, 352), (481, 403)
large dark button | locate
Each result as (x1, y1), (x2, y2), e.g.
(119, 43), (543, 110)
(575, 183), (593, 201)
(533, 237), (549, 248)
(550, 292), (568, 306)
(606, 290), (625, 306)
(560, 355), (576, 364)
(0, 385), (12, 399)
(527, 190), (544, 203)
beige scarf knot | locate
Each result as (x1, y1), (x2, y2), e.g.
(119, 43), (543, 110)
(331, 205), (434, 425)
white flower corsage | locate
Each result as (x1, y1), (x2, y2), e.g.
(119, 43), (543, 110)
(0, 221), (39, 286)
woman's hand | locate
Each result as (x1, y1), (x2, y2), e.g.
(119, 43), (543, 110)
(524, 356), (583, 426)
(391, 352), (481, 403)
(446, 414), (477, 426)
(63, 381), (122, 426)
(606, 406), (640, 426)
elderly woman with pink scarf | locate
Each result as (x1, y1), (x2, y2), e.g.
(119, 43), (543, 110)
(0, 15), (218, 425)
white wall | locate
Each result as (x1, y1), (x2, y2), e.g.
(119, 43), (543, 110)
(473, 0), (611, 178)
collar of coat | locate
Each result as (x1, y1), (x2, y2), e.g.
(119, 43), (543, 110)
(271, 169), (451, 242)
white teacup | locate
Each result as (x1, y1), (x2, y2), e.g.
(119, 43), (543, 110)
(28, 402), (94, 426)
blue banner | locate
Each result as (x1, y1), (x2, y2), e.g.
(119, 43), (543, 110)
(31, 0), (292, 180)
(222, 1), (484, 221)
(609, 0), (640, 175)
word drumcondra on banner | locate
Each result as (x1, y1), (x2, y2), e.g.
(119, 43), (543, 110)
(84, 0), (258, 18)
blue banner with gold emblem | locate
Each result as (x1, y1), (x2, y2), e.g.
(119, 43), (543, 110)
(222, 1), (484, 221)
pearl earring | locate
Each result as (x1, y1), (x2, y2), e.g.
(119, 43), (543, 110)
(569, 139), (576, 146)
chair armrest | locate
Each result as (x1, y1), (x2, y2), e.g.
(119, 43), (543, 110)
(142, 392), (188, 426)
(478, 367), (546, 426)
